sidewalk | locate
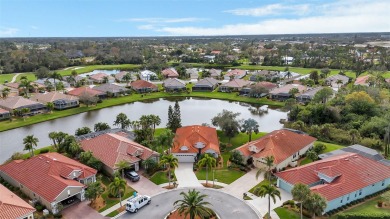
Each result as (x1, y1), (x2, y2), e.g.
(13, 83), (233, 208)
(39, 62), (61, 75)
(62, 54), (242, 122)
(221, 169), (262, 199)
(159, 180), (229, 188)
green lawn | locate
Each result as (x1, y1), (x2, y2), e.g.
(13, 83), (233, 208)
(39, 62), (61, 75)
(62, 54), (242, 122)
(98, 175), (136, 213)
(195, 168), (245, 184)
(0, 92), (283, 132)
(248, 179), (277, 196)
(21, 146), (56, 159)
(331, 197), (390, 217)
(217, 131), (267, 149)
(149, 171), (173, 185)
(275, 207), (308, 219)
(300, 141), (345, 166)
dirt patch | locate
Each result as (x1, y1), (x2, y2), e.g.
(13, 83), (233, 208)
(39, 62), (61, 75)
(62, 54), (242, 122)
(166, 210), (217, 219)
(89, 183), (107, 210)
(163, 185), (177, 189)
(201, 183), (223, 189)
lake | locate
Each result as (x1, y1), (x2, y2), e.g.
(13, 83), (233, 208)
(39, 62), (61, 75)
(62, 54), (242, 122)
(0, 97), (287, 163)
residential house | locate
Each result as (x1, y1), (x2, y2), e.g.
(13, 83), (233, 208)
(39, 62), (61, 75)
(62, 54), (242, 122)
(140, 70), (158, 81)
(67, 87), (106, 99)
(0, 84), (19, 97)
(240, 81), (278, 97)
(209, 69), (222, 79)
(89, 73), (115, 84)
(93, 83), (129, 97)
(296, 87), (326, 104)
(114, 71), (136, 82)
(163, 78), (186, 92)
(35, 78), (70, 89)
(192, 78), (219, 92)
(0, 184), (36, 219)
(269, 84), (306, 101)
(162, 68), (179, 78)
(354, 75), (371, 86)
(0, 108), (11, 120)
(203, 55), (215, 62)
(63, 75), (93, 86)
(33, 91), (79, 110)
(0, 96), (46, 115)
(235, 129), (317, 170)
(80, 133), (159, 174)
(249, 70), (271, 82)
(325, 74), (349, 89)
(224, 69), (246, 80)
(186, 68), (199, 80)
(0, 153), (97, 214)
(275, 153), (390, 214)
(210, 50), (221, 55)
(130, 80), (158, 93)
(171, 125), (220, 162)
(219, 79), (251, 92)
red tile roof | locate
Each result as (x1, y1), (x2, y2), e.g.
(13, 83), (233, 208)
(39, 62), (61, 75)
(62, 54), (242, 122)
(33, 91), (79, 103)
(89, 73), (114, 81)
(162, 68), (179, 77)
(354, 75), (370, 85)
(0, 184), (35, 219)
(269, 84), (306, 95)
(131, 80), (158, 90)
(225, 69), (246, 77)
(275, 153), (390, 201)
(221, 79), (251, 88)
(0, 153), (96, 202)
(172, 125), (220, 154)
(80, 133), (159, 169)
(67, 87), (105, 97)
(235, 130), (317, 164)
(0, 108), (9, 114)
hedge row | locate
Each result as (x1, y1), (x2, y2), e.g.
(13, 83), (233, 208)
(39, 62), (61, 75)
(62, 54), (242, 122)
(337, 213), (390, 219)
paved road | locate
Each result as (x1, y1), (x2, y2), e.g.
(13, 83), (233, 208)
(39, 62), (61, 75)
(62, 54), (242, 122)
(175, 163), (202, 188)
(117, 188), (260, 219)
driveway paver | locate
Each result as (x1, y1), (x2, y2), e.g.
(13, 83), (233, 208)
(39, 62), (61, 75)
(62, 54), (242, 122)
(62, 201), (108, 219)
(174, 162), (202, 188)
(126, 175), (165, 196)
(221, 169), (261, 199)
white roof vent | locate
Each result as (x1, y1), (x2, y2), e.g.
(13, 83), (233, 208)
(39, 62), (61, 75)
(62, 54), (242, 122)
(194, 142), (205, 149)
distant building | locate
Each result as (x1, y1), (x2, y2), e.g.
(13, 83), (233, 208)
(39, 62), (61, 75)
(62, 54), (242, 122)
(224, 69), (246, 80)
(0, 108), (11, 120)
(296, 87), (327, 104)
(208, 69), (222, 79)
(93, 83), (129, 97)
(219, 79), (251, 92)
(89, 73), (115, 84)
(325, 74), (350, 89)
(269, 84), (306, 101)
(33, 91), (79, 110)
(0, 96), (46, 115)
(162, 68), (179, 78)
(163, 78), (186, 92)
(67, 87), (106, 99)
(140, 70), (158, 81)
(130, 80), (158, 93)
(354, 75), (371, 86)
(192, 78), (219, 92)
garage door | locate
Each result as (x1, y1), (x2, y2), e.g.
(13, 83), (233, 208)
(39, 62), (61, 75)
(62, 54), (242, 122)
(174, 154), (196, 162)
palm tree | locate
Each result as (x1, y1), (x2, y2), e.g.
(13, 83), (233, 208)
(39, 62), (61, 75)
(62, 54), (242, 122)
(306, 150), (318, 162)
(173, 189), (213, 219)
(18, 79), (33, 97)
(46, 102), (54, 113)
(291, 183), (311, 219)
(384, 125), (390, 158)
(150, 114), (161, 136)
(21, 108), (30, 120)
(49, 71), (63, 92)
(122, 73), (132, 85)
(197, 154), (217, 186)
(94, 122), (111, 132)
(23, 135), (39, 157)
(108, 177), (127, 207)
(159, 154), (179, 188)
(336, 79), (343, 89)
(85, 181), (104, 204)
(304, 192), (327, 219)
(253, 183), (281, 219)
(113, 113), (131, 129)
(256, 155), (274, 182)
(115, 160), (130, 179)
(1, 87), (10, 99)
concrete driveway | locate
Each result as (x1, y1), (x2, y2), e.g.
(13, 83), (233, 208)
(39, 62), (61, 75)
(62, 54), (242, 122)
(116, 188), (260, 219)
(247, 188), (292, 216)
(222, 169), (261, 199)
(62, 201), (108, 219)
(126, 175), (165, 196)
(174, 163), (202, 188)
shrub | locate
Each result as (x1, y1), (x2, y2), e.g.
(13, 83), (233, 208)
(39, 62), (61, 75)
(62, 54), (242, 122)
(35, 203), (44, 211)
(337, 213), (390, 219)
(39, 148), (50, 154)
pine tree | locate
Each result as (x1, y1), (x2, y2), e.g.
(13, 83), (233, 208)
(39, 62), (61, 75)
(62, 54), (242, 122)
(173, 101), (182, 131)
(167, 105), (174, 131)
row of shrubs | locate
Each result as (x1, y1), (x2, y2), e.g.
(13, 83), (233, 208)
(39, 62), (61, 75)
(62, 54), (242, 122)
(337, 213), (390, 219)
(325, 188), (390, 216)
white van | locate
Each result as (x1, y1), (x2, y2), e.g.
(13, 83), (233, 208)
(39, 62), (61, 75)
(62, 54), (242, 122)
(126, 195), (151, 213)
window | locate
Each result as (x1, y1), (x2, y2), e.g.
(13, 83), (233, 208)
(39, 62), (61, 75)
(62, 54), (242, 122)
(340, 199), (343, 203)
(382, 181), (385, 186)
(372, 183), (375, 187)
(347, 196), (349, 201)
(359, 189), (362, 196)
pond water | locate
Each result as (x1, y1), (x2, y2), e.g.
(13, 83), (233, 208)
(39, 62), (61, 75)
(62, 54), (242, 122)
(0, 97), (287, 163)
(79, 69), (121, 77)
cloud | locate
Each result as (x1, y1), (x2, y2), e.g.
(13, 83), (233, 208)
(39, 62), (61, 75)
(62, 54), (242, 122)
(138, 25), (155, 30)
(118, 17), (206, 23)
(30, 25), (38, 30)
(157, 0), (390, 36)
(224, 3), (310, 17)
(0, 27), (19, 37)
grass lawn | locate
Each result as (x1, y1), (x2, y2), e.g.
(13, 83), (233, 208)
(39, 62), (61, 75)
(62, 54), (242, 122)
(217, 131), (267, 149)
(149, 171), (171, 185)
(300, 141), (345, 166)
(331, 197), (390, 218)
(195, 168), (245, 184)
(248, 179), (276, 196)
(98, 175), (136, 213)
(21, 146), (56, 160)
(0, 91), (283, 132)
(274, 207), (308, 219)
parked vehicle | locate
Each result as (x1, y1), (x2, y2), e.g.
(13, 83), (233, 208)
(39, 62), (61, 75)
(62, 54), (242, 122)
(125, 171), (140, 182)
(126, 195), (151, 213)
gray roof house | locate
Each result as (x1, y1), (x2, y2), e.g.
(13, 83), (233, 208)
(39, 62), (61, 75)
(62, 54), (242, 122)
(35, 78), (70, 88)
(192, 78), (219, 92)
(93, 83), (130, 97)
(0, 96), (46, 115)
(163, 78), (186, 92)
(209, 69), (222, 79)
(186, 68), (199, 80)
(0, 108), (11, 121)
(296, 87), (327, 103)
(219, 79), (251, 92)
(325, 74), (350, 89)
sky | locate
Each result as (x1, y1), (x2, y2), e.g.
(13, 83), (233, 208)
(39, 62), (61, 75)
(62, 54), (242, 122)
(0, 0), (389, 37)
